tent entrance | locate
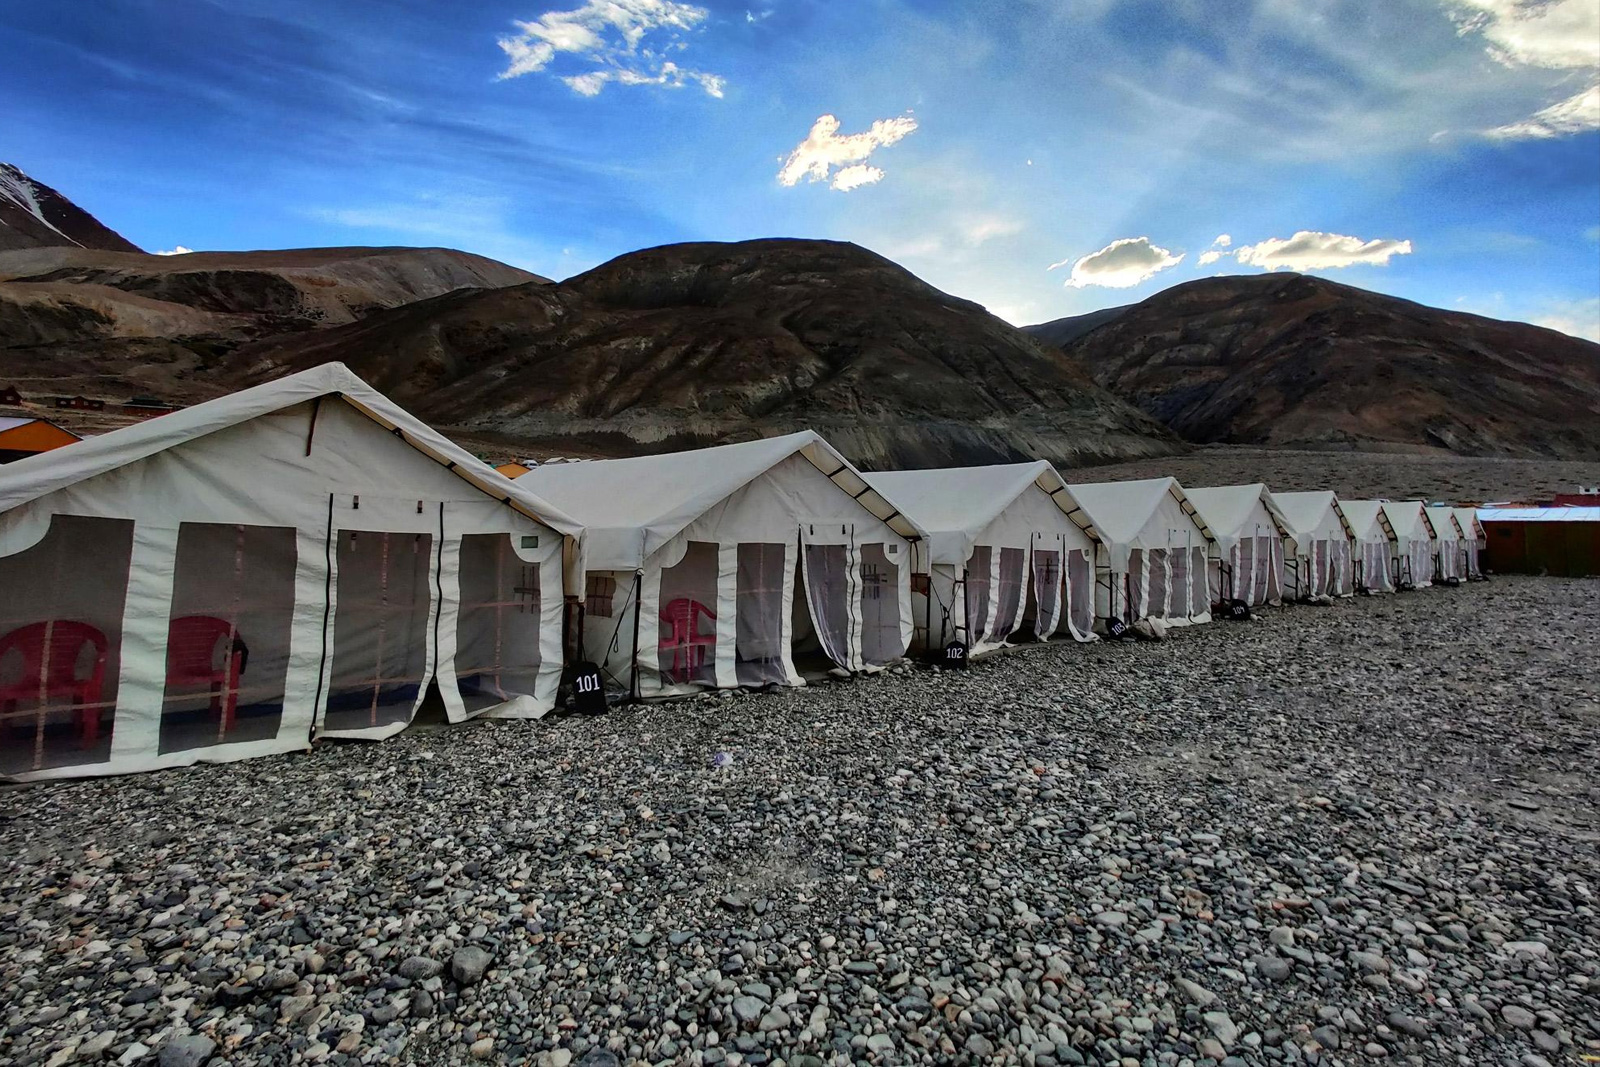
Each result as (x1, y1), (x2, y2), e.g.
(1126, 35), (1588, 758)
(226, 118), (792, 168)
(0, 515), (134, 776)
(736, 542), (790, 686)
(158, 522), (296, 755)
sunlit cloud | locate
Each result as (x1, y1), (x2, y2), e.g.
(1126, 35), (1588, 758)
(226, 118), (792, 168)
(1212, 234), (1232, 248)
(154, 246), (194, 256)
(778, 113), (918, 191)
(1232, 231), (1413, 272)
(1051, 237), (1184, 289)
(497, 0), (723, 98)
(1198, 249), (1227, 266)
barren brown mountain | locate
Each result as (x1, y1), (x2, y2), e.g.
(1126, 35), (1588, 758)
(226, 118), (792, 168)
(1027, 273), (1600, 459)
(238, 239), (1179, 468)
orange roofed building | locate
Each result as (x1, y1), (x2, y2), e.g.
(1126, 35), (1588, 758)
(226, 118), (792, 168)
(0, 417), (82, 464)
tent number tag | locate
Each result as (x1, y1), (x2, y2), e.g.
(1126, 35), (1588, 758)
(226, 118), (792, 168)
(1106, 618), (1129, 640)
(942, 641), (968, 669)
(570, 661), (606, 714)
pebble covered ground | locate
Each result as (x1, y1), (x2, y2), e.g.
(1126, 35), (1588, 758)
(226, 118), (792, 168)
(1, 577), (1596, 1067)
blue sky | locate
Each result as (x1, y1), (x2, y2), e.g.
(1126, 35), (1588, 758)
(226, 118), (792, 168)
(2, 0), (1596, 338)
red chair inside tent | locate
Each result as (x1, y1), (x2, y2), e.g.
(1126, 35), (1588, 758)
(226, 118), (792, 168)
(0, 620), (109, 745)
(659, 598), (716, 684)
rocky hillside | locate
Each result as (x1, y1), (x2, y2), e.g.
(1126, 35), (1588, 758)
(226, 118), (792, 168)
(1028, 273), (1600, 459)
(0, 163), (142, 253)
(239, 239), (1179, 468)
(0, 244), (548, 415)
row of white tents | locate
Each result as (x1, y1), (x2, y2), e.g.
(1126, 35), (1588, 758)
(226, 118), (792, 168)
(0, 365), (1486, 781)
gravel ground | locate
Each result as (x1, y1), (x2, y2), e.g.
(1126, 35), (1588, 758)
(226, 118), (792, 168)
(2, 577), (1597, 1067)
(1064, 447), (1600, 504)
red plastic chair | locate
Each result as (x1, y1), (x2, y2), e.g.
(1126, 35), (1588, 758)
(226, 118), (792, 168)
(0, 621), (109, 746)
(659, 598), (716, 684)
(166, 615), (245, 732)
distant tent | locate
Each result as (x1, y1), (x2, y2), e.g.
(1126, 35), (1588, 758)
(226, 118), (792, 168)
(515, 432), (923, 697)
(1338, 500), (1399, 593)
(1064, 477), (1216, 628)
(862, 462), (1099, 656)
(1269, 490), (1356, 599)
(1185, 484), (1288, 608)
(1425, 506), (1464, 582)
(0, 363), (579, 782)
(0, 417), (81, 464)
(1454, 507), (1486, 578)
(1381, 501), (1435, 588)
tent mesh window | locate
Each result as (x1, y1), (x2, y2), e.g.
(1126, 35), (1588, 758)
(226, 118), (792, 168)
(1237, 537), (1257, 604)
(857, 543), (903, 667)
(659, 540), (719, 686)
(0, 515), (133, 775)
(585, 574), (616, 618)
(735, 543), (788, 686)
(802, 543), (852, 670)
(454, 533), (542, 715)
(1032, 549), (1061, 638)
(324, 530), (433, 731)
(1126, 548), (1146, 619)
(159, 523), (295, 755)
(965, 546), (994, 644)
(1189, 546), (1207, 615)
(1331, 540), (1352, 594)
(1067, 550), (1093, 636)
(991, 547), (1027, 642)
(1149, 548), (1172, 618)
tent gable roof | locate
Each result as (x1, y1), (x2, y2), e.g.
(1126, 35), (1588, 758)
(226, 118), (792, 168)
(1063, 476), (1215, 546)
(861, 461), (1099, 564)
(1185, 483), (1288, 542)
(0, 363), (581, 534)
(515, 431), (921, 564)
(1340, 499), (1398, 541)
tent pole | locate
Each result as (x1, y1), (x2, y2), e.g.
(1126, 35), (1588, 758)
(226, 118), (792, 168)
(628, 570), (643, 703)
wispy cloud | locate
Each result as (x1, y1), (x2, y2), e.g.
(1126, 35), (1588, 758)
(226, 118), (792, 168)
(497, 0), (724, 98)
(778, 113), (918, 192)
(1051, 237), (1183, 289)
(1231, 231), (1413, 272)
(1446, 0), (1600, 140)
(1530, 296), (1600, 343)
(153, 245), (194, 256)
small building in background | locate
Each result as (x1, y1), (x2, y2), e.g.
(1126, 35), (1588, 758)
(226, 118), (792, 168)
(0, 386), (22, 407)
(0, 417), (82, 463)
(495, 461), (532, 479)
(53, 395), (105, 412)
(122, 395), (181, 418)
(1553, 488), (1600, 507)
(1479, 507), (1600, 578)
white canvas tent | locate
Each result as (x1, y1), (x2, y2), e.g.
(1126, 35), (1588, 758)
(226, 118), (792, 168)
(1185, 484), (1288, 607)
(1338, 500), (1399, 593)
(1269, 490), (1356, 599)
(0, 363), (580, 782)
(862, 462), (1099, 656)
(515, 432), (924, 697)
(1455, 507), (1486, 578)
(1426, 506), (1465, 581)
(1063, 478), (1216, 628)
(1381, 501), (1435, 588)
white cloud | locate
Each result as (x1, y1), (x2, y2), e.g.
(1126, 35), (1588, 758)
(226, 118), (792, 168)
(1487, 83), (1600, 138)
(1052, 237), (1184, 289)
(1447, 0), (1600, 139)
(1198, 249), (1228, 266)
(1232, 230), (1413, 272)
(1531, 297), (1600, 343)
(1447, 0), (1599, 71)
(1212, 234), (1232, 248)
(831, 165), (884, 192)
(154, 246), (193, 256)
(497, 0), (723, 98)
(778, 114), (918, 191)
